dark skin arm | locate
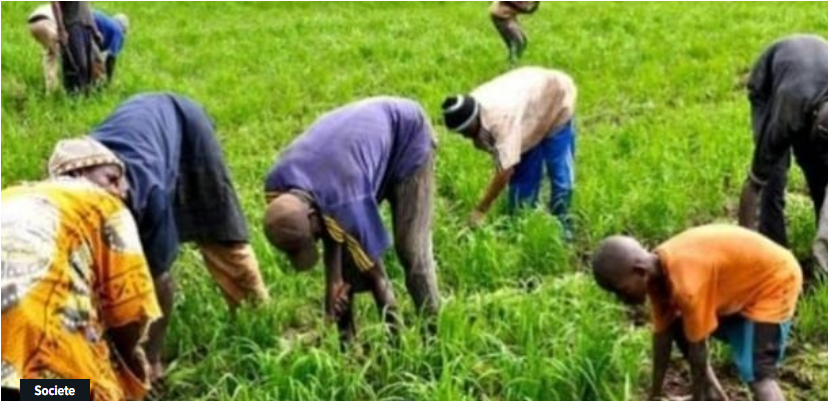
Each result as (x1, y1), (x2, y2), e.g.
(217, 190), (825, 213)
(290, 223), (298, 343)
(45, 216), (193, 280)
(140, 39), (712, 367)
(651, 331), (728, 401)
(688, 341), (711, 401)
(335, 292), (356, 345)
(108, 322), (150, 381)
(144, 273), (174, 383)
(323, 237), (400, 342)
(322, 237), (349, 324)
(470, 167), (515, 227)
(651, 331), (673, 400)
(365, 260), (401, 339)
(738, 178), (763, 230)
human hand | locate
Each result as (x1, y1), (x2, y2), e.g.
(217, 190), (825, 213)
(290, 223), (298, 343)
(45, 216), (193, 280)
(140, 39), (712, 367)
(468, 209), (486, 229)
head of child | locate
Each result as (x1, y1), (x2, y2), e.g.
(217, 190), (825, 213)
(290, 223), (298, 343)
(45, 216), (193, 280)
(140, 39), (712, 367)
(591, 236), (661, 306)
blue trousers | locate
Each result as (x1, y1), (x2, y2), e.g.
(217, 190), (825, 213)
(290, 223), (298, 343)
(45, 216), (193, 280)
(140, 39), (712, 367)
(508, 120), (576, 239)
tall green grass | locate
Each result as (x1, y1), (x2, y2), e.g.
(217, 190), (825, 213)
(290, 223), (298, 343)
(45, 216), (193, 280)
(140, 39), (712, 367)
(2, 2), (826, 400)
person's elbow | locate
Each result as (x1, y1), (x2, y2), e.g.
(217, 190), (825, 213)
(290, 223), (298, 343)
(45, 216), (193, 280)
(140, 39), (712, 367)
(499, 167), (516, 183)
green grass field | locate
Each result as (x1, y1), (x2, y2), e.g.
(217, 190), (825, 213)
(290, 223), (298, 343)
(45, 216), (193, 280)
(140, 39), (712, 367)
(2, 2), (827, 401)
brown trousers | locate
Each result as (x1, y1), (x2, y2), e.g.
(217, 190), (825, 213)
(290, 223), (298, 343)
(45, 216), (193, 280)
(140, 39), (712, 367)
(200, 243), (270, 307)
(388, 155), (440, 316)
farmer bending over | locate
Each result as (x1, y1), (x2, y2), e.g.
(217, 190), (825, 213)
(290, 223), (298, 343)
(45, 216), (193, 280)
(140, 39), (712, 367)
(50, 1), (98, 94)
(2, 139), (160, 401)
(52, 93), (270, 383)
(442, 67), (577, 242)
(489, 1), (539, 65)
(264, 97), (440, 343)
(592, 225), (802, 401)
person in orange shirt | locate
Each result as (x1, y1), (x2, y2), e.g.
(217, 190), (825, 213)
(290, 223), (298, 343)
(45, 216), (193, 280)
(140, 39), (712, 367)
(591, 225), (802, 401)
(1, 138), (161, 401)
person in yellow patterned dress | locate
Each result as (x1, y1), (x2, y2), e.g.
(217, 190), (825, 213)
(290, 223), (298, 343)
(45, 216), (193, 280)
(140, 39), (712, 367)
(1, 138), (161, 401)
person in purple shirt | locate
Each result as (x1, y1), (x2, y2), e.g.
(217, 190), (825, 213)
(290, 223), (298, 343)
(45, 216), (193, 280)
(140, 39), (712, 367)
(264, 97), (440, 343)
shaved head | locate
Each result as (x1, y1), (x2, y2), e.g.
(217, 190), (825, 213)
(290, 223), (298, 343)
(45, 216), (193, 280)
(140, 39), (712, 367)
(591, 236), (656, 305)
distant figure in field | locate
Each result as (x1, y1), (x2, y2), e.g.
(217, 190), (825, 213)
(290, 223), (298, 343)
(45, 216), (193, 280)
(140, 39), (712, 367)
(442, 67), (577, 242)
(738, 35), (828, 277)
(489, 1), (539, 65)
(2, 139), (160, 401)
(592, 225), (803, 401)
(52, 93), (270, 382)
(49, 1), (97, 94)
(28, 4), (129, 92)
(264, 97), (440, 343)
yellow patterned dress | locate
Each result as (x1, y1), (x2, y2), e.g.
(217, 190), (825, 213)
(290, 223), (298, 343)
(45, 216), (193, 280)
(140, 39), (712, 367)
(1, 179), (161, 401)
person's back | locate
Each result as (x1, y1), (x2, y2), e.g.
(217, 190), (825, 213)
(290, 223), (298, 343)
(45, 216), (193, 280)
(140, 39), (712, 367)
(751, 35), (827, 107)
(472, 67), (576, 160)
(1, 178), (159, 401)
(91, 93), (185, 220)
(267, 97), (434, 203)
(654, 225), (802, 341)
(93, 10), (126, 56)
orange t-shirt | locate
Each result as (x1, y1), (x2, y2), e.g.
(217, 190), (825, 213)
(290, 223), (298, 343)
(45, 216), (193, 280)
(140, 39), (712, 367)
(649, 225), (802, 343)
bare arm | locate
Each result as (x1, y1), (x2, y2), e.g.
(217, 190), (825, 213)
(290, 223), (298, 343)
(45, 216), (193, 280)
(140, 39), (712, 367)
(366, 260), (401, 338)
(470, 167), (515, 226)
(108, 322), (149, 381)
(650, 331), (673, 400)
(687, 341), (711, 401)
(738, 178), (763, 230)
(322, 238), (348, 323)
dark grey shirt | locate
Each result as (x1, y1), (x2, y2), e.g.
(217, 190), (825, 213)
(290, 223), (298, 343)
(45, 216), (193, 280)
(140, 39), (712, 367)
(748, 35), (828, 184)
